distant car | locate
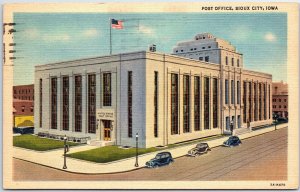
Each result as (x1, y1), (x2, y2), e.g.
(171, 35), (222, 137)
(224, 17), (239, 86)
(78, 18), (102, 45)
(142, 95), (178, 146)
(223, 136), (242, 147)
(276, 117), (288, 123)
(145, 152), (174, 168)
(187, 143), (211, 157)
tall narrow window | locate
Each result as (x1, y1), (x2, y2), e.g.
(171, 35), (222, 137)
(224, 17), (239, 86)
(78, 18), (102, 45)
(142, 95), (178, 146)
(213, 78), (218, 128)
(269, 84), (271, 119)
(259, 83), (262, 120)
(204, 77), (210, 130)
(75, 75), (82, 132)
(225, 56), (228, 65)
(243, 81), (247, 123)
(154, 71), (158, 137)
(62, 76), (69, 131)
(231, 80), (235, 104)
(183, 75), (190, 133)
(231, 58), (234, 66)
(51, 77), (57, 129)
(88, 74), (96, 133)
(254, 83), (257, 121)
(171, 73), (179, 135)
(194, 76), (200, 131)
(237, 59), (240, 67)
(39, 79), (42, 128)
(103, 73), (111, 106)
(237, 81), (240, 104)
(248, 82), (252, 122)
(264, 84), (267, 120)
(128, 71), (132, 137)
(225, 79), (229, 104)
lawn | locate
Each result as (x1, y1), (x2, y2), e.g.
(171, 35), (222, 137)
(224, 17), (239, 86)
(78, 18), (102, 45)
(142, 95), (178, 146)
(67, 146), (158, 163)
(67, 134), (224, 163)
(13, 134), (79, 151)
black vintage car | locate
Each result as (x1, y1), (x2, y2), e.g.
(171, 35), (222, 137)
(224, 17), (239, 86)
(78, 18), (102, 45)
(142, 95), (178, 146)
(187, 143), (211, 157)
(223, 136), (242, 147)
(145, 152), (174, 168)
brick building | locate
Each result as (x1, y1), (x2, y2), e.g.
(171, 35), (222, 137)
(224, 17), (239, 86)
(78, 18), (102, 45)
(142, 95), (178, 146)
(272, 81), (288, 119)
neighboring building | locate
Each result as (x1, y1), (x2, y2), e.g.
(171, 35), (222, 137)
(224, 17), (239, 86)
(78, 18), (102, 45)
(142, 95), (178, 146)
(34, 33), (273, 148)
(272, 81), (288, 119)
(13, 84), (34, 100)
(12, 84), (34, 128)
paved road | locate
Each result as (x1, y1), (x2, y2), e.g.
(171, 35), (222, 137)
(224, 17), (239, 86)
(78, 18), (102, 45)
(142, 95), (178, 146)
(13, 128), (287, 181)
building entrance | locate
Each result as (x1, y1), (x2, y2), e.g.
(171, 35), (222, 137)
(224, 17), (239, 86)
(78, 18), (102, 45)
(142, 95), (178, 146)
(103, 120), (111, 141)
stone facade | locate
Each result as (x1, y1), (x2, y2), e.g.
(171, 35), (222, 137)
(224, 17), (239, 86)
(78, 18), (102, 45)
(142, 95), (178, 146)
(272, 81), (288, 118)
(34, 33), (273, 148)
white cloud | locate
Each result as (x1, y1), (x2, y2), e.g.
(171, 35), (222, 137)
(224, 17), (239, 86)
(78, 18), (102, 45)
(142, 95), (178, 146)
(83, 29), (99, 37)
(139, 25), (154, 36)
(264, 32), (277, 42)
(42, 34), (70, 42)
(23, 28), (39, 39)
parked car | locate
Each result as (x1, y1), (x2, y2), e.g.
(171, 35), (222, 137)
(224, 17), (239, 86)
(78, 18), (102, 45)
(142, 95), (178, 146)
(145, 152), (174, 168)
(223, 136), (242, 147)
(187, 143), (211, 157)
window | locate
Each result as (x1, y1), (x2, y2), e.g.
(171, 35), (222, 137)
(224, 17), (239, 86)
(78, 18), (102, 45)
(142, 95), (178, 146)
(237, 59), (240, 67)
(208, 46), (211, 48)
(237, 115), (241, 128)
(213, 78), (218, 128)
(237, 81), (240, 104)
(243, 81), (247, 123)
(254, 83), (257, 121)
(226, 116), (230, 130)
(14, 89), (16, 94)
(39, 79), (42, 127)
(183, 75), (190, 133)
(62, 76), (69, 131)
(103, 73), (112, 106)
(21, 106), (25, 112)
(176, 50), (178, 53)
(88, 74), (96, 133)
(284, 99), (287, 102)
(284, 105), (287, 108)
(171, 73), (179, 135)
(259, 83), (262, 120)
(204, 77), (210, 129)
(264, 84), (267, 120)
(51, 77), (57, 129)
(231, 80), (235, 104)
(279, 105), (281, 108)
(279, 99), (281, 102)
(30, 106), (33, 112)
(181, 50), (183, 52)
(205, 56), (209, 62)
(194, 76), (200, 131)
(202, 47), (205, 49)
(225, 79), (229, 104)
(225, 56), (228, 65)
(231, 58), (234, 66)
(194, 48), (197, 50)
(128, 71), (132, 137)
(199, 57), (203, 61)
(248, 82), (252, 121)
(75, 75), (82, 132)
(154, 71), (158, 137)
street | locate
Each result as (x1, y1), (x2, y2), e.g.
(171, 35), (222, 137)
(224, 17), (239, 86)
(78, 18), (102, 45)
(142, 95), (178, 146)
(13, 127), (287, 181)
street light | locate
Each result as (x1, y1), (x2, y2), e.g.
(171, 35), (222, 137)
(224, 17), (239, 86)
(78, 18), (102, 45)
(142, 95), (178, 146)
(274, 119), (278, 130)
(63, 135), (68, 169)
(135, 133), (139, 167)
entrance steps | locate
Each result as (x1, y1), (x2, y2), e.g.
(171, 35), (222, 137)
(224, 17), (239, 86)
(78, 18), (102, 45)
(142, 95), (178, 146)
(87, 140), (115, 147)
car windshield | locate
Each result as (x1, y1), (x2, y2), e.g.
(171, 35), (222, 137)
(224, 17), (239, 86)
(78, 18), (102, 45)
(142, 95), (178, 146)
(196, 144), (206, 148)
(155, 154), (162, 159)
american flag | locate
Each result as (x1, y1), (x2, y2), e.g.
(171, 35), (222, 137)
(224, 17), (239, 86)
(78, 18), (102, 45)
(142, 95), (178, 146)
(111, 19), (123, 29)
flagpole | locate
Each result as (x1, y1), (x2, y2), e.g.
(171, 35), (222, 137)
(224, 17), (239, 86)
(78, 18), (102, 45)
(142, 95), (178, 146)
(109, 18), (112, 55)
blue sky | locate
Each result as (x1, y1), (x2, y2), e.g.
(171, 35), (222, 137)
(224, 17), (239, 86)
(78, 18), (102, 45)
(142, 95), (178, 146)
(13, 13), (287, 85)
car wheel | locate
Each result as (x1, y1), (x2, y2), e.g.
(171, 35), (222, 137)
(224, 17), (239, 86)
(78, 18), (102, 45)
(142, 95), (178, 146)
(153, 164), (158, 169)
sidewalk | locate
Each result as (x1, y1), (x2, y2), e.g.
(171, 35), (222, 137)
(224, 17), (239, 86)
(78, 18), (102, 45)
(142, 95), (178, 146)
(13, 123), (287, 174)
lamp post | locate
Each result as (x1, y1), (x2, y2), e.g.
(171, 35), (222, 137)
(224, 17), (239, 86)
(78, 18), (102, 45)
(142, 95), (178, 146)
(275, 119), (278, 130)
(230, 120), (234, 136)
(63, 135), (67, 169)
(135, 133), (139, 167)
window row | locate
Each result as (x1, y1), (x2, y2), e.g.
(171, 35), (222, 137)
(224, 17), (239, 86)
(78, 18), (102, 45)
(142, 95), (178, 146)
(14, 96), (34, 100)
(171, 74), (218, 135)
(272, 98), (287, 102)
(14, 88), (34, 94)
(273, 105), (287, 109)
(45, 73), (112, 131)
(225, 56), (240, 67)
(225, 80), (240, 105)
(175, 46), (213, 53)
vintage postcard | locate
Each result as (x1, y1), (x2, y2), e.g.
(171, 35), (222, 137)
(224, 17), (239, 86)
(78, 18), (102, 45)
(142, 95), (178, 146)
(3, 2), (299, 189)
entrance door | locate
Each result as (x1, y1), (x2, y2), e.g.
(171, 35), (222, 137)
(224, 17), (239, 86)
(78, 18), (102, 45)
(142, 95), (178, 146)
(103, 120), (111, 141)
